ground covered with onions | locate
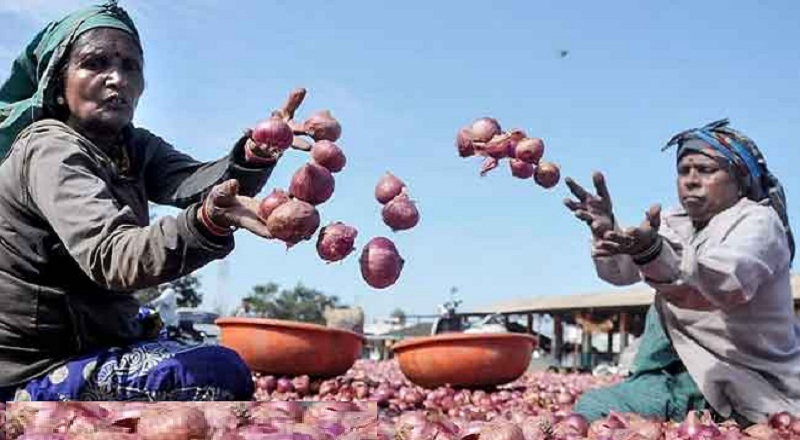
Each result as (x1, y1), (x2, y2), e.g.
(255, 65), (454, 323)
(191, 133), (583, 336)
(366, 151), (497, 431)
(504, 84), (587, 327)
(2, 360), (799, 439)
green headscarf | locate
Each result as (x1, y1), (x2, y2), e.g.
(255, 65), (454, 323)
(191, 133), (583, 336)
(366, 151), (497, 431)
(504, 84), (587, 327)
(0, 0), (140, 156)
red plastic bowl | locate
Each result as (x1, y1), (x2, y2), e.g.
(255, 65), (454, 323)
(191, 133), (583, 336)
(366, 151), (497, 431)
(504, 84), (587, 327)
(216, 317), (365, 378)
(392, 333), (537, 388)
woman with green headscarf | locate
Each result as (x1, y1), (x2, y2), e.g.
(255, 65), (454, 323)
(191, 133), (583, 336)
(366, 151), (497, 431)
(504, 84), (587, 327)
(0, 1), (305, 400)
(564, 119), (800, 424)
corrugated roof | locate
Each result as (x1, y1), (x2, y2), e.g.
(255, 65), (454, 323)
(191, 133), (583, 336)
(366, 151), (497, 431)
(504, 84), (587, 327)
(467, 274), (800, 315)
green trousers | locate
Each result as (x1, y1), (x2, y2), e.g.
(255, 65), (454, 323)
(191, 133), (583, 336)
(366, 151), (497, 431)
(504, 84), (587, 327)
(574, 305), (707, 422)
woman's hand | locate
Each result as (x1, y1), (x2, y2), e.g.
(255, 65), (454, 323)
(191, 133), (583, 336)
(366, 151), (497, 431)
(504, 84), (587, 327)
(198, 179), (272, 239)
(596, 204), (662, 257)
(564, 171), (617, 240)
(245, 88), (312, 164)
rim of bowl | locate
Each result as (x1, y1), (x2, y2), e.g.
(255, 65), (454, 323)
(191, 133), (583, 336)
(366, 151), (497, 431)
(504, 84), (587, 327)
(391, 332), (537, 353)
(216, 317), (366, 342)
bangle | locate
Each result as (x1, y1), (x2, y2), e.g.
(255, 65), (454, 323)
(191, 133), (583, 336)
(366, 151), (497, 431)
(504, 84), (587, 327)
(244, 141), (281, 165)
(199, 203), (234, 237)
(633, 236), (663, 265)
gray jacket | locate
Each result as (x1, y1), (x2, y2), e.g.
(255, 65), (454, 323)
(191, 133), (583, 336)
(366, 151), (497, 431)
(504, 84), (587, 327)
(594, 199), (800, 422)
(0, 119), (274, 387)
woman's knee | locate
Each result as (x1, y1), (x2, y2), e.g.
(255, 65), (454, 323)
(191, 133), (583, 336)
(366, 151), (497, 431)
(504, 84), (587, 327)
(162, 345), (254, 400)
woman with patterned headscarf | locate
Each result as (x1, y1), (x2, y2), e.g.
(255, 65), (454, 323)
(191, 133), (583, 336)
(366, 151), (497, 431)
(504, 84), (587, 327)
(0, 1), (306, 400)
(564, 119), (800, 424)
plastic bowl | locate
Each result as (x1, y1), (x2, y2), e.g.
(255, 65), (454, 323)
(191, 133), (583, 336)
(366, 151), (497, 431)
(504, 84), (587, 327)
(392, 333), (537, 388)
(216, 317), (365, 378)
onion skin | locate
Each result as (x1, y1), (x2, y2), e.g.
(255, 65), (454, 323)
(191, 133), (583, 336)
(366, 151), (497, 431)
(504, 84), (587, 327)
(359, 237), (404, 289)
(136, 407), (209, 440)
(310, 140), (346, 173)
(290, 163), (335, 206)
(266, 199), (321, 247)
(374, 172), (406, 205)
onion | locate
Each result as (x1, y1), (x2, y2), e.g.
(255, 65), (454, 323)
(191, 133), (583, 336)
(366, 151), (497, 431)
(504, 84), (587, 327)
(456, 128), (475, 157)
(254, 401), (304, 423)
(303, 110), (342, 142)
(359, 237), (404, 289)
(136, 407), (208, 440)
(310, 140), (346, 173)
(483, 134), (513, 159)
(266, 199), (321, 248)
(374, 172), (406, 205)
(290, 163), (335, 205)
(470, 117), (501, 143)
(743, 424), (777, 440)
(477, 422), (525, 440)
(291, 375), (311, 396)
(562, 413), (589, 436)
(509, 159), (534, 179)
(258, 189), (290, 220)
(276, 378), (294, 394)
(515, 138), (544, 164)
(768, 412), (793, 431)
(316, 222), (358, 262)
(381, 191), (419, 231)
(252, 116), (294, 150)
(534, 161), (560, 188)
(256, 375), (277, 393)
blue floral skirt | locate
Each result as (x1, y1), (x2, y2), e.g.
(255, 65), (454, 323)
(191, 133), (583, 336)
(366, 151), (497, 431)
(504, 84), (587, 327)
(0, 310), (254, 402)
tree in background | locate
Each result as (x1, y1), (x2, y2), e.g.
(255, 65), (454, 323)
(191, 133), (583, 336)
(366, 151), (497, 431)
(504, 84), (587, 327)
(390, 308), (407, 326)
(243, 282), (344, 324)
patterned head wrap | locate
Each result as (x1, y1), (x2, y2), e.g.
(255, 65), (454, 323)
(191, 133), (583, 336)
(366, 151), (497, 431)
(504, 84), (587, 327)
(663, 119), (794, 261)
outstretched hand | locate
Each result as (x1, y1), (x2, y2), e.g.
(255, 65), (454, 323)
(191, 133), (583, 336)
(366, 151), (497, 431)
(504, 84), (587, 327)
(564, 171), (616, 240)
(595, 204), (662, 257)
(200, 179), (272, 239)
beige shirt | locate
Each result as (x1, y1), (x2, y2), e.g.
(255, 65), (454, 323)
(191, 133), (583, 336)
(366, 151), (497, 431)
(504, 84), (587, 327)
(594, 198), (800, 422)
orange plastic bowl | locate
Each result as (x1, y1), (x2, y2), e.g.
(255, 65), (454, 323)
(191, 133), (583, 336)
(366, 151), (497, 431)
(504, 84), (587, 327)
(216, 317), (365, 378)
(392, 333), (537, 389)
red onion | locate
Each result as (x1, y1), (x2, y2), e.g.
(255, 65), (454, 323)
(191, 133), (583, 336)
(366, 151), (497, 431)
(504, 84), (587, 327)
(515, 138), (544, 164)
(470, 117), (502, 143)
(316, 222), (358, 262)
(768, 411), (793, 431)
(509, 159), (534, 179)
(534, 161), (560, 188)
(258, 189), (290, 220)
(477, 422), (525, 440)
(136, 407), (209, 440)
(252, 116), (294, 150)
(290, 163), (335, 205)
(310, 140), (346, 173)
(256, 375), (277, 393)
(483, 134), (513, 159)
(456, 128), (475, 157)
(381, 191), (419, 231)
(276, 378), (294, 394)
(291, 375), (311, 396)
(266, 199), (321, 247)
(374, 172), (406, 205)
(359, 237), (404, 289)
(303, 110), (342, 142)
(744, 424), (777, 440)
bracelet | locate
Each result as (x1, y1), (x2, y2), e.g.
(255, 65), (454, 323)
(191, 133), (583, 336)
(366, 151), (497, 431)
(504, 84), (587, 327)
(633, 236), (663, 265)
(199, 202), (234, 237)
(244, 141), (281, 165)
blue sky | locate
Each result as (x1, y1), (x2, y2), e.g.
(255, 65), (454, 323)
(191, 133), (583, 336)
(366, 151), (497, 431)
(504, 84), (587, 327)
(1, 0), (798, 321)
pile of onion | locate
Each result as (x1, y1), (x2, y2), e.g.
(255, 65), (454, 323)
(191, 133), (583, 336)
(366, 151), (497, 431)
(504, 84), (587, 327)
(455, 116), (561, 189)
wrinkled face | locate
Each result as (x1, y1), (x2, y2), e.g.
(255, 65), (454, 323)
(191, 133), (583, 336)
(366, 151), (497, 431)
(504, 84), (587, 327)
(63, 28), (144, 139)
(677, 152), (742, 225)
